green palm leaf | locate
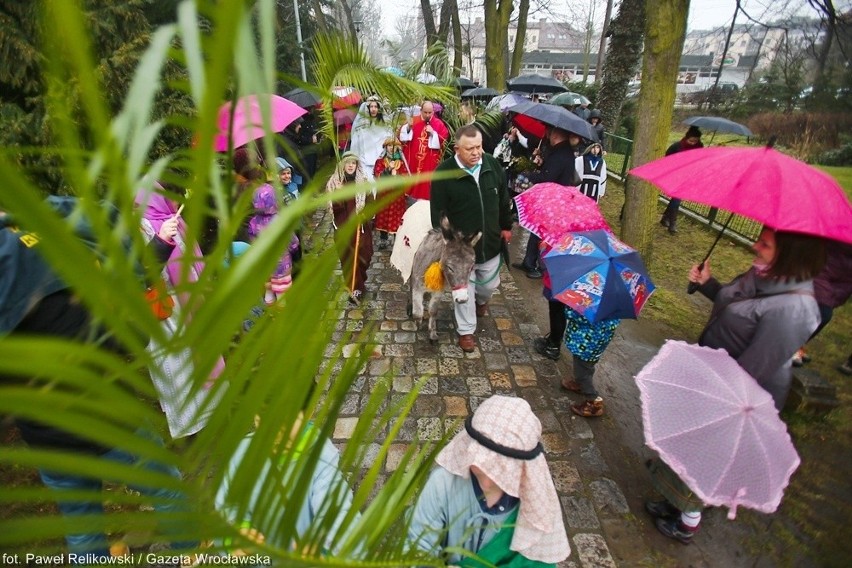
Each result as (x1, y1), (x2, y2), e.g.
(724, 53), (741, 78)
(1, 0), (449, 564)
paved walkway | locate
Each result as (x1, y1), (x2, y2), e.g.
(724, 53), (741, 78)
(306, 203), (771, 567)
(309, 213), (625, 568)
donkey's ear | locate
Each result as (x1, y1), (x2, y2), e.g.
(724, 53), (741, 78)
(440, 215), (454, 241)
(468, 231), (482, 247)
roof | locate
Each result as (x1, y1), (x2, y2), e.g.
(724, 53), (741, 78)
(522, 51), (715, 68)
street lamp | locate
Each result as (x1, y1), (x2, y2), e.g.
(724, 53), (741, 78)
(293, 0), (307, 81)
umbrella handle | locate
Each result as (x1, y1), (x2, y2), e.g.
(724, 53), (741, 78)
(687, 276), (701, 295)
(687, 213), (734, 295)
(686, 259), (706, 294)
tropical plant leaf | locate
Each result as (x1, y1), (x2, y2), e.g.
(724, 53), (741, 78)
(1, 0), (451, 564)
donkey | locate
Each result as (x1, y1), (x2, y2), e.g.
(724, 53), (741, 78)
(410, 215), (481, 343)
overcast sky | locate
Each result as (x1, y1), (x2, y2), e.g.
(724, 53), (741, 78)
(374, 0), (820, 38)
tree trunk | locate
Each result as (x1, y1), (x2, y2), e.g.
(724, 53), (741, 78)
(596, 0), (645, 135)
(811, 0), (837, 98)
(595, 0), (613, 83)
(438, 0), (452, 44)
(484, 0), (513, 89)
(510, 0), (530, 77)
(450, 0), (464, 76)
(421, 0), (438, 47)
(709, 0), (740, 111)
(582, 9), (595, 82)
(622, 0), (690, 263)
(310, 0), (327, 31)
(339, 0), (358, 40)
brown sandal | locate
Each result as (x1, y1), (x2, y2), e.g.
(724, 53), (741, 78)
(571, 397), (604, 417)
(561, 379), (582, 393)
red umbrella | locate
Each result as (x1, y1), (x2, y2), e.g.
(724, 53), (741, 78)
(214, 94), (306, 151)
(630, 142), (852, 244)
(511, 112), (546, 138)
(331, 86), (362, 110)
(514, 182), (610, 246)
(510, 101), (597, 141)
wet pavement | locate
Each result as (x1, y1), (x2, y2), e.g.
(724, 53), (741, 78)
(308, 211), (755, 568)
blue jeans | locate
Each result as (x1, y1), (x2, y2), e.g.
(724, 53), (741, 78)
(522, 232), (542, 270)
(662, 198), (681, 225)
(38, 430), (194, 561)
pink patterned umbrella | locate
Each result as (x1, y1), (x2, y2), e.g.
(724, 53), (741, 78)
(514, 182), (611, 246)
(214, 94), (306, 152)
(635, 340), (801, 519)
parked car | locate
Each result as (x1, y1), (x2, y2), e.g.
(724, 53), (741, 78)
(680, 82), (739, 105)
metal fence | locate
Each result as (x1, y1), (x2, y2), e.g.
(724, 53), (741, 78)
(605, 134), (761, 245)
(604, 133), (633, 179)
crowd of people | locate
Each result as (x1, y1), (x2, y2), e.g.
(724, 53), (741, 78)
(3, 86), (849, 564)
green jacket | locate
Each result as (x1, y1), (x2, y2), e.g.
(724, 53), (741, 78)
(430, 154), (512, 264)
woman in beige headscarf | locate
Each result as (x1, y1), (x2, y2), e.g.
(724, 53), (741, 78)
(326, 151), (373, 306)
(408, 395), (570, 566)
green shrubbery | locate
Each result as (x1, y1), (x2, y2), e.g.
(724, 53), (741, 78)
(820, 135), (852, 166)
(746, 112), (852, 163)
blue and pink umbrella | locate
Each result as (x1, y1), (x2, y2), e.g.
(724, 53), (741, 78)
(543, 230), (655, 323)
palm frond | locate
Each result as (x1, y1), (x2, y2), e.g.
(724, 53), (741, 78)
(1, 0), (449, 564)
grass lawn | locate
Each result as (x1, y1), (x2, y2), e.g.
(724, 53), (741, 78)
(819, 165), (852, 198)
(601, 163), (851, 566)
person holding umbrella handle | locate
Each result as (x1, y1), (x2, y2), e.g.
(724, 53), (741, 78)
(686, 226), (825, 411)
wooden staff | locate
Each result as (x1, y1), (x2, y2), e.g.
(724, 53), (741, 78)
(350, 224), (360, 294)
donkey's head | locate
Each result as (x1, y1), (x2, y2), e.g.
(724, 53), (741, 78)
(439, 215), (482, 303)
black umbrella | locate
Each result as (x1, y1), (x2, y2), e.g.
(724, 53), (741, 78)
(283, 87), (321, 109)
(452, 76), (477, 90)
(510, 101), (597, 141)
(682, 116), (752, 137)
(462, 87), (499, 99)
(506, 74), (568, 94)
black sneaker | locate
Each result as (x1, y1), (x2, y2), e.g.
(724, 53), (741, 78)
(533, 337), (560, 361)
(655, 517), (697, 544)
(526, 268), (543, 279)
(645, 500), (679, 520)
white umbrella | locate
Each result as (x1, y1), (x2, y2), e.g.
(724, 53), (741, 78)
(415, 72), (438, 84)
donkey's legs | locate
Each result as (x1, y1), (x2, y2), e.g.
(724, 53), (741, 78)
(410, 283), (425, 326)
(427, 292), (441, 343)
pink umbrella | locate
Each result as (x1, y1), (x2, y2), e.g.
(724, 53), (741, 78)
(514, 182), (611, 246)
(635, 340), (801, 519)
(214, 94), (306, 152)
(333, 108), (357, 127)
(630, 143), (852, 244)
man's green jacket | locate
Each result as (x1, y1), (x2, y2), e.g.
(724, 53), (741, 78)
(430, 154), (512, 264)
